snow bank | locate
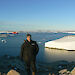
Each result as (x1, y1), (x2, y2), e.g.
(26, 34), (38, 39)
(65, 32), (75, 34)
(45, 35), (75, 50)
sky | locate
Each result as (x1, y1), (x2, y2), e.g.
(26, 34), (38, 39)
(0, 0), (75, 31)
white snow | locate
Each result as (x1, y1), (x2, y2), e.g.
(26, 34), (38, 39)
(65, 32), (75, 34)
(45, 35), (75, 50)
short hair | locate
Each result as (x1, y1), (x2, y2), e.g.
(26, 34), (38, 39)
(27, 34), (31, 37)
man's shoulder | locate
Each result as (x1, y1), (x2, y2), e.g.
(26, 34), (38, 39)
(31, 40), (36, 43)
(31, 40), (38, 45)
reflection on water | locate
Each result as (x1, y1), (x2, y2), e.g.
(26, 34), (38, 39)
(44, 48), (75, 63)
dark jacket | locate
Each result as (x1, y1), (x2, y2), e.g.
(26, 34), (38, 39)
(20, 40), (39, 62)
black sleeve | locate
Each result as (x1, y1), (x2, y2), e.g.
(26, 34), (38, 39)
(35, 42), (39, 55)
(20, 43), (24, 59)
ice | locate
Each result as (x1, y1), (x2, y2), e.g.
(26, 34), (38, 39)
(45, 35), (75, 50)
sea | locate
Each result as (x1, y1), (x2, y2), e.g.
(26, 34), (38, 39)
(0, 32), (75, 63)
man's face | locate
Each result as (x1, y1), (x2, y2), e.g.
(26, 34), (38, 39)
(27, 36), (31, 40)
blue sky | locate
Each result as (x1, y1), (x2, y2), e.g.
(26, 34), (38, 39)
(0, 0), (75, 31)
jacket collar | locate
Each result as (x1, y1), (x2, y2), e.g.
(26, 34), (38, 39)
(26, 39), (32, 43)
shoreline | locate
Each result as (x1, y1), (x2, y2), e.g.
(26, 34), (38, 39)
(0, 55), (75, 75)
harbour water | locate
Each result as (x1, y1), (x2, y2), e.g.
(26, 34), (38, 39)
(0, 32), (75, 63)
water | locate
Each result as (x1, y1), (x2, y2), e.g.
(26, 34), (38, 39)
(0, 32), (75, 63)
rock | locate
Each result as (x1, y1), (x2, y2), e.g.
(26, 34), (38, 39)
(71, 67), (75, 75)
(49, 73), (51, 75)
(3, 55), (10, 59)
(3, 73), (6, 75)
(59, 69), (67, 74)
(0, 72), (1, 75)
(59, 69), (72, 75)
(67, 71), (71, 74)
(7, 69), (20, 75)
(58, 65), (62, 69)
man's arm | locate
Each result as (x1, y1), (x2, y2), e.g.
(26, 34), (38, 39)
(35, 42), (39, 55)
(20, 43), (24, 59)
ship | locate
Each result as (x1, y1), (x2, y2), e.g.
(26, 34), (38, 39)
(0, 31), (18, 34)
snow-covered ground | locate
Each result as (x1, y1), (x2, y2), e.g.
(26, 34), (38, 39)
(65, 32), (75, 34)
(45, 35), (75, 50)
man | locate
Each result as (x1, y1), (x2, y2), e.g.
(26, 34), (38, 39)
(20, 34), (39, 75)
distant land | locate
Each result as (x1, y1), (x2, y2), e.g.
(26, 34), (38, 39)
(0, 30), (75, 33)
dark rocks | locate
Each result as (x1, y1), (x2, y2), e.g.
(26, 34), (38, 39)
(59, 68), (75, 75)
(0, 55), (75, 75)
(71, 67), (75, 75)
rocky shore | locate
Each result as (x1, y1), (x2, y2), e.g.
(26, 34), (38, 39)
(0, 55), (75, 75)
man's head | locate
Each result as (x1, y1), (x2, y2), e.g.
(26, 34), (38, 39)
(26, 34), (31, 42)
